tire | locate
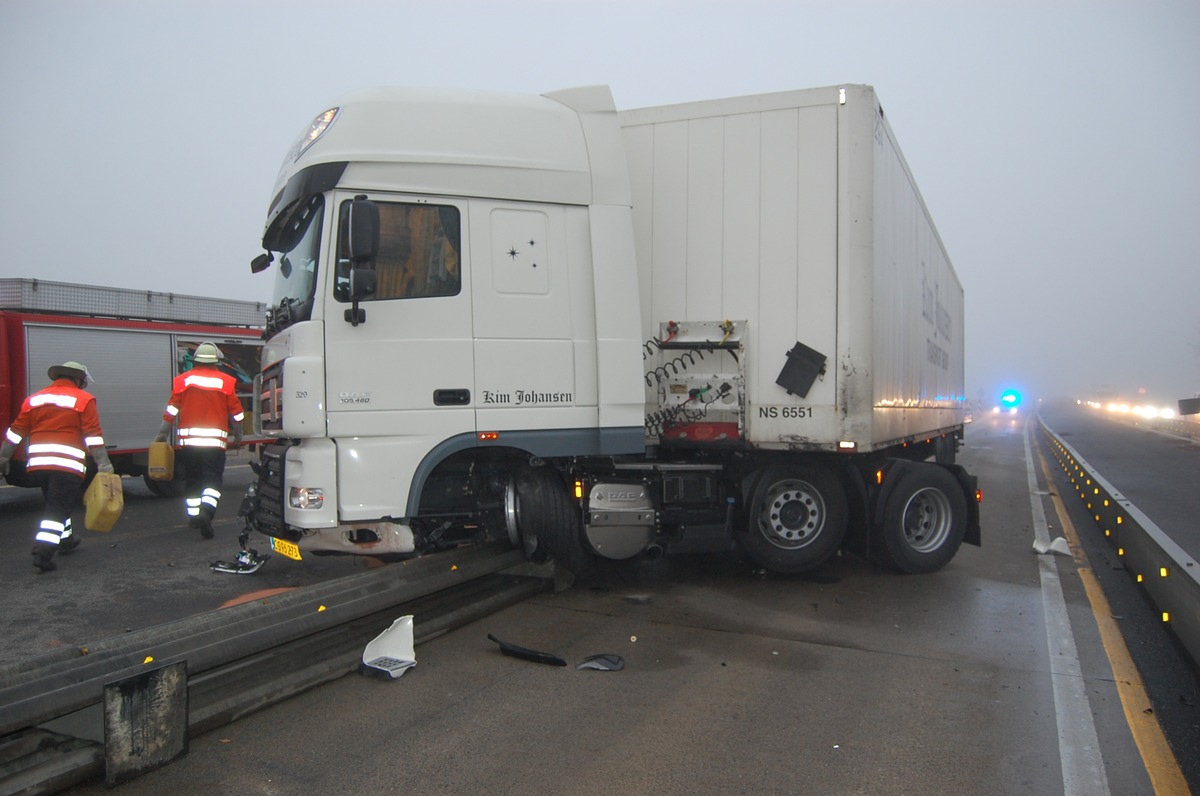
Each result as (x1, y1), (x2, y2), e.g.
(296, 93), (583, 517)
(144, 473), (186, 497)
(873, 464), (967, 574)
(740, 464), (847, 574)
(507, 466), (586, 573)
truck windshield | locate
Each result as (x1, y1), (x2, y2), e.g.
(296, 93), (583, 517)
(263, 194), (324, 335)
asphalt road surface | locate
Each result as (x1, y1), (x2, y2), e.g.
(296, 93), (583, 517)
(34, 409), (1196, 795)
(0, 450), (369, 668)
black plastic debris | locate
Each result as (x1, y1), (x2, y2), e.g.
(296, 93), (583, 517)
(576, 654), (624, 671)
(210, 549), (269, 574)
(487, 633), (567, 667)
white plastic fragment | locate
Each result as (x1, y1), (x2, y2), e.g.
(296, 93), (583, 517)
(362, 615), (416, 679)
(1033, 537), (1072, 556)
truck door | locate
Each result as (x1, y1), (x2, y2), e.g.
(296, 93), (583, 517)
(323, 195), (475, 520)
(469, 201), (584, 436)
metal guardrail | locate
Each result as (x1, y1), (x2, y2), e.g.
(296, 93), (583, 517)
(1038, 420), (1200, 669)
(0, 543), (550, 794)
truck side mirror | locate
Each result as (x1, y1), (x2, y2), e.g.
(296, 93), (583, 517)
(348, 196), (380, 263)
(250, 252), (274, 274)
(347, 267), (376, 301)
(342, 196), (380, 327)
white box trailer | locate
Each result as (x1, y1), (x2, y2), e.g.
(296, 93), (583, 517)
(1, 279), (265, 494)
(243, 84), (979, 576)
(622, 85), (965, 454)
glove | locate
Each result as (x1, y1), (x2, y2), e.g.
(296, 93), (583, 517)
(91, 446), (115, 474)
(0, 439), (14, 476)
(155, 420), (173, 444)
(154, 433), (167, 444)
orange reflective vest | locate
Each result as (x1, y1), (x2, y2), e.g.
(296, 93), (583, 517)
(164, 366), (245, 450)
(4, 379), (105, 477)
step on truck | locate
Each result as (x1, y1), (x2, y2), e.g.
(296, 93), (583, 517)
(0, 279), (265, 494)
(243, 83), (981, 575)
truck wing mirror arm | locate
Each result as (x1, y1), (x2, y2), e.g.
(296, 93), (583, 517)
(343, 267), (376, 327)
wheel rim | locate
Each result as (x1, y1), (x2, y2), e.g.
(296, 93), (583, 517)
(757, 479), (825, 549)
(900, 487), (953, 553)
(504, 479), (537, 557)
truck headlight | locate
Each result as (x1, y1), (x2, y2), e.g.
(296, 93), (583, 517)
(289, 487), (325, 509)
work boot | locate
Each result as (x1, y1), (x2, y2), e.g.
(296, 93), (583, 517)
(33, 551), (57, 573)
(59, 535), (81, 554)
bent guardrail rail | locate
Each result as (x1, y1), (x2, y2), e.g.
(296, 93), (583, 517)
(0, 542), (548, 794)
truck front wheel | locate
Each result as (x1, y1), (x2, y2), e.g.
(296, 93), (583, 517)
(740, 465), (847, 574)
(508, 466), (586, 573)
(873, 464), (966, 574)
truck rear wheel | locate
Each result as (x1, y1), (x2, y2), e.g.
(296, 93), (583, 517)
(741, 465), (847, 574)
(873, 464), (966, 573)
(508, 466), (586, 573)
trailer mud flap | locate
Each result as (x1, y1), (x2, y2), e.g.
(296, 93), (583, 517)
(945, 464), (982, 546)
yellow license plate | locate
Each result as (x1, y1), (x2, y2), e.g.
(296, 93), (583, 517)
(271, 537), (302, 561)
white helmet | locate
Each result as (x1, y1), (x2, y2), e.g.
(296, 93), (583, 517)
(194, 342), (223, 364)
(48, 361), (92, 387)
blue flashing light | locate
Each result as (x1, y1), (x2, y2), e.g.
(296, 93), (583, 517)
(1000, 389), (1022, 408)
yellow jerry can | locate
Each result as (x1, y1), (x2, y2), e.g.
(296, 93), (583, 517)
(84, 472), (124, 532)
(148, 441), (175, 481)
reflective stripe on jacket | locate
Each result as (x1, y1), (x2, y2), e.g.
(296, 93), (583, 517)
(5, 379), (105, 477)
(164, 366), (245, 450)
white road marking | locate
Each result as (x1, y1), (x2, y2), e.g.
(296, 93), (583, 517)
(1025, 422), (1110, 795)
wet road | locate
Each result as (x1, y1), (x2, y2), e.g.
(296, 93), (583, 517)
(1037, 399), (1200, 562)
(42, 408), (1198, 795)
(0, 450), (370, 668)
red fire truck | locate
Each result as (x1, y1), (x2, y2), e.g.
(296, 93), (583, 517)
(1, 279), (265, 494)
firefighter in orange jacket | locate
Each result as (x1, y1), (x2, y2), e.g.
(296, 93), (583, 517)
(0, 361), (114, 573)
(155, 342), (245, 539)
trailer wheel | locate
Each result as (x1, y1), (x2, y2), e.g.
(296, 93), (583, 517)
(874, 464), (966, 574)
(741, 465), (847, 573)
(507, 466), (586, 573)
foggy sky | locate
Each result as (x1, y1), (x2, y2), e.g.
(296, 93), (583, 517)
(2, 0), (1197, 406)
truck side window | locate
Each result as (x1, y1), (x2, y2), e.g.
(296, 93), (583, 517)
(334, 201), (461, 301)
